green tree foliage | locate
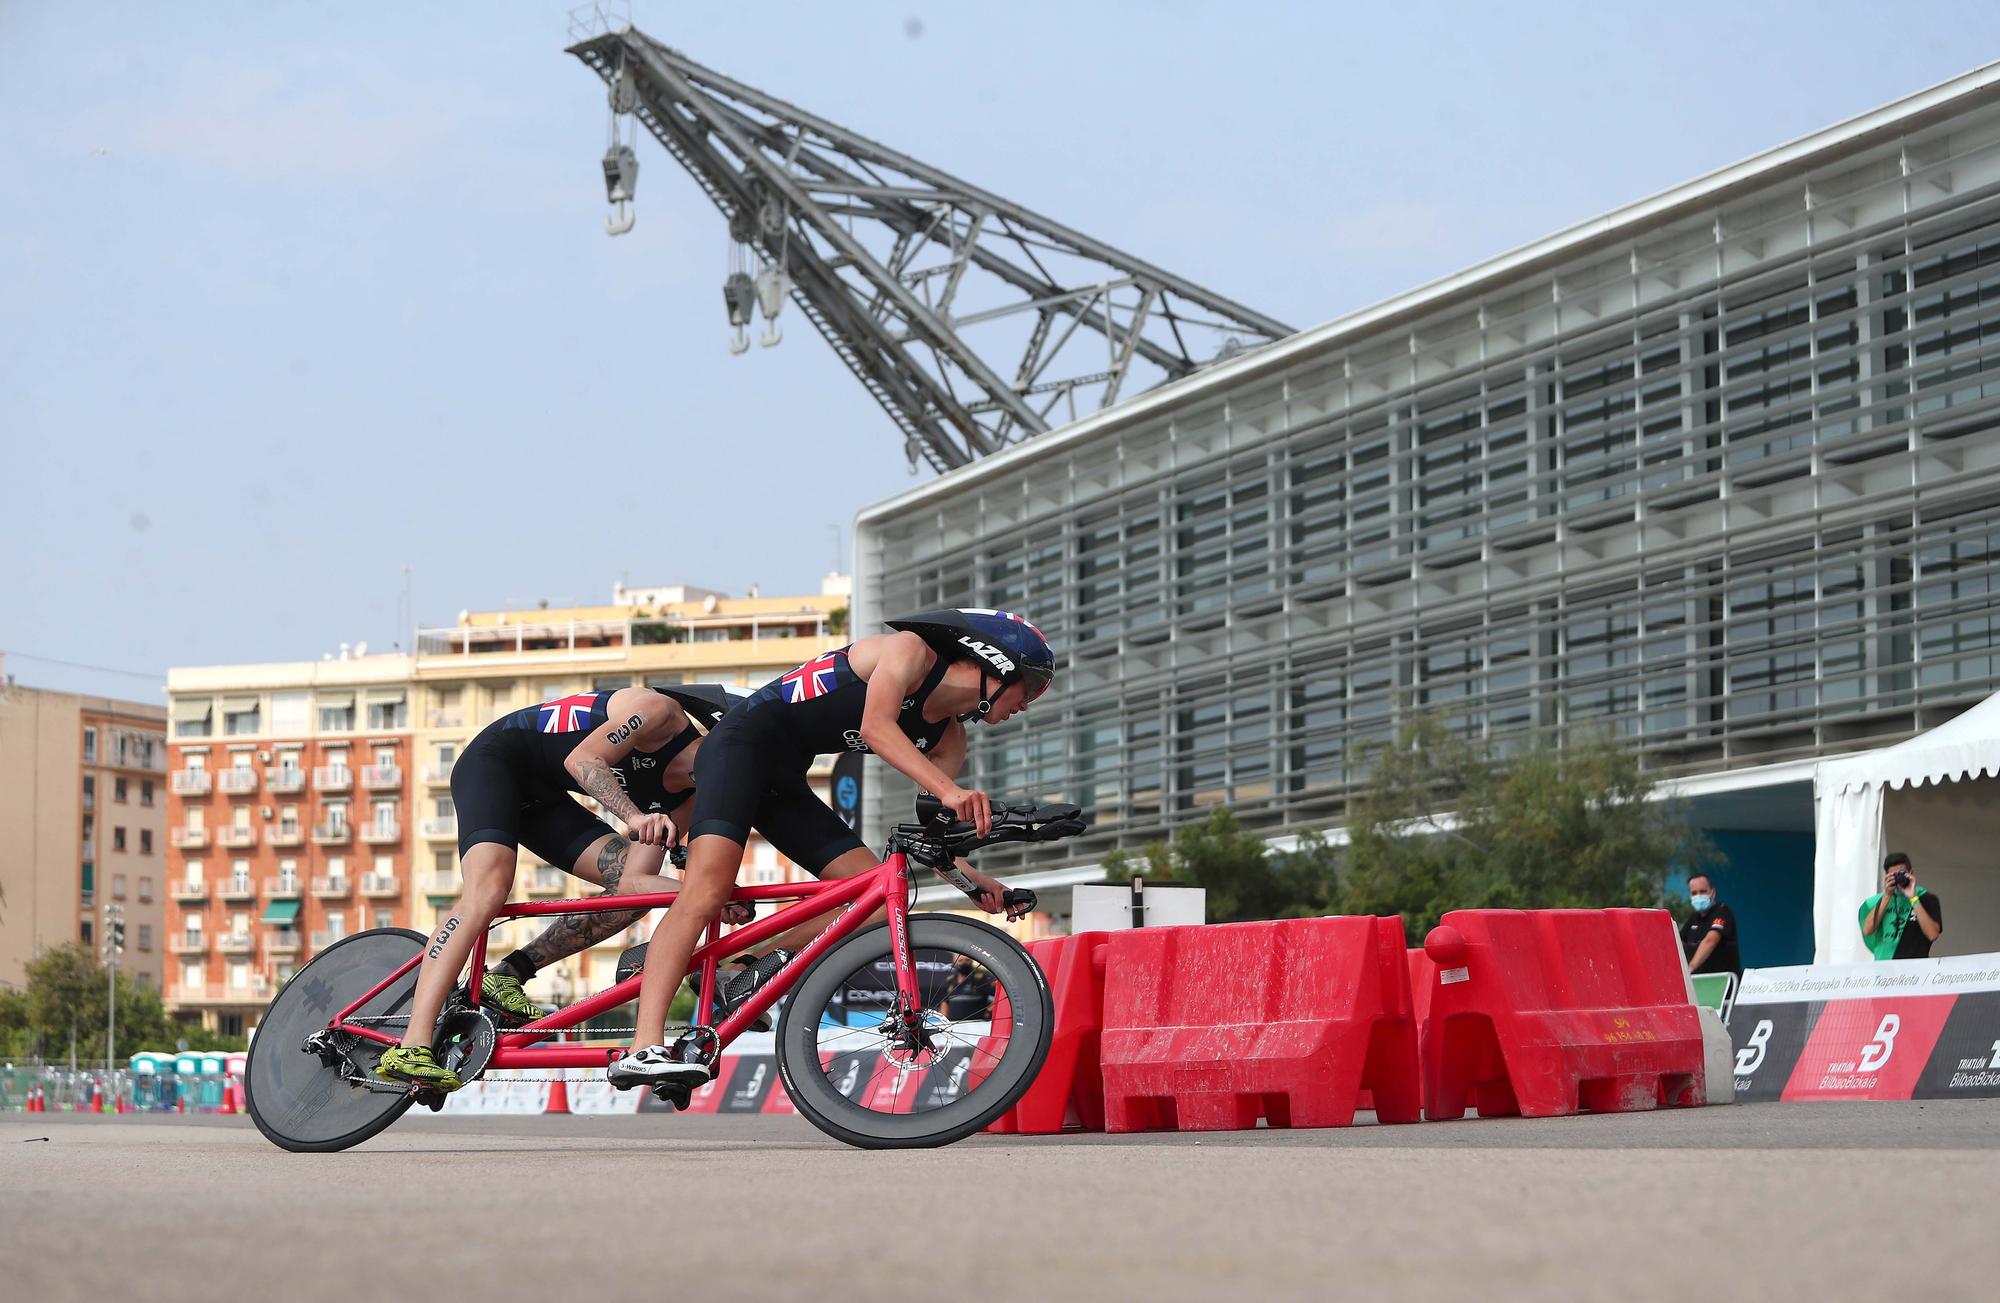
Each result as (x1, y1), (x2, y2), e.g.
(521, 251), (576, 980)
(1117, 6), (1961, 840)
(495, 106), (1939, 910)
(827, 606), (849, 637)
(1337, 716), (1711, 937)
(1094, 720), (1705, 935)
(1102, 807), (1339, 923)
(4, 944), (195, 1060)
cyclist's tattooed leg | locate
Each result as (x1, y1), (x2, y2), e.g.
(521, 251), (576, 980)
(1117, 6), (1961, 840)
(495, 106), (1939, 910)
(512, 836), (644, 972)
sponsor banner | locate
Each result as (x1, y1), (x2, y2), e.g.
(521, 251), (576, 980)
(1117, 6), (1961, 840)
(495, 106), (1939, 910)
(1731, 951), (2000, 1102)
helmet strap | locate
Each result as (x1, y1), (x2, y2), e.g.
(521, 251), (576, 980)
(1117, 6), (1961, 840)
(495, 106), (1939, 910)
(958, 669), (996, 723)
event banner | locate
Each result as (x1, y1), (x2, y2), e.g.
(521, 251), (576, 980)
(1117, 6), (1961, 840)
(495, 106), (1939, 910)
(1729, 952), (2000, 1102)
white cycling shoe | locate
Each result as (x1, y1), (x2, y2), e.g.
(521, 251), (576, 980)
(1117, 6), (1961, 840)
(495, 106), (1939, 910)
(607, 1044), (714, 1092)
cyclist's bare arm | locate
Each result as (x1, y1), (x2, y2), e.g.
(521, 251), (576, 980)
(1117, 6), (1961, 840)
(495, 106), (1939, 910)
(924, 725), (1008, 914)
(565, 688), (686, 843)
(855, 632), (991, 833)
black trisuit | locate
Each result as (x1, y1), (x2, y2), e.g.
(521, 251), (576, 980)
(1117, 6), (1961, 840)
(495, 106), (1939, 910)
(451, 689), (698, 869)
(686, 645), (952, 873)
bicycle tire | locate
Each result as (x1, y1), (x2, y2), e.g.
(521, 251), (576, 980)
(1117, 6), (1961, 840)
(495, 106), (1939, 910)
(776, 915), (1051, 1149)
(244, 928), (425, 1153)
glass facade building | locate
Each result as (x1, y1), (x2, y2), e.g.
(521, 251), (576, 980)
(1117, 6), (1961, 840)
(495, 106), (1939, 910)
(856, 71), (2000, 874)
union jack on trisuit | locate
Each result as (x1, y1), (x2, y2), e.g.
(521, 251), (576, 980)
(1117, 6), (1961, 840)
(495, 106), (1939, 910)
(964, 607), (1047, 642)
(781, 652), (842, 703)
(537, 692), (600, 733)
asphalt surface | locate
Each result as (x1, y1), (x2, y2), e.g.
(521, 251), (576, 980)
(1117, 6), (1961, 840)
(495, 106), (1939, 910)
(5, 1102), (1996, 1302)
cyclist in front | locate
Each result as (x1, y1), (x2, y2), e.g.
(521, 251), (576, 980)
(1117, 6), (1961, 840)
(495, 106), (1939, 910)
(608, 608), (1054, 1091)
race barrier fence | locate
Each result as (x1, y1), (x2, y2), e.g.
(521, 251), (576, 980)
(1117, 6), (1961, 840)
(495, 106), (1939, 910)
(1418, 908), (1706, 1118)
(1728, 952), (2000, 1102)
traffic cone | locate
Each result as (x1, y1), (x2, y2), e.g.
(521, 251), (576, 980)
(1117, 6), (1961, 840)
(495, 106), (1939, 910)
(545, 1073), (570, 1116)
(25, 1086), (40, 1113)
(91, 1080), (104, 1114)
(219, 1083), (236, 1115)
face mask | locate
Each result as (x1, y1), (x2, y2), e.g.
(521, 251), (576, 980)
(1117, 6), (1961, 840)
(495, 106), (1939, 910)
(1690, 894), (1713, 912)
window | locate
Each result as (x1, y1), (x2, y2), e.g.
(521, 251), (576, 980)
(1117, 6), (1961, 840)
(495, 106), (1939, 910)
(326, 855), (346, 880)
(326, 911), (346, 939)
(114, 777), (128, 803)
(82, 775), (95, 809)
(219, 1013), (243, 1037)
(434, 849), (453, 874)
(230, 911), (249, 937)
(138, 924), (152, 951)
(223, 702), (261, 736)
(374, 854), (393, 875)
(81, 919), (93, 945)
(373, 910), (393, 930)
(270, 691), (311, 736)
(185, 753), (207, 773)
(113, 826), (126, 851)
(434, 742), (458, 769)
(113, 874), (126, 899)
(139, 875), (153, 902)
(140, 779), (154, 807)
(437, 796), (456, 819)
(139, 829), (153, 855)
(374, 746), (396, 768)
(181, 961), (202, 989)
(429, 687), (464, 730)
(231, 862), (251, 892)
(83, 726), (98, 762)
(173, 702), (213, 739)
(365, 691), (407, 730)
(228, 962), (249, 991)
(185, 860), (204, 887)
(318, 700), (355, 732)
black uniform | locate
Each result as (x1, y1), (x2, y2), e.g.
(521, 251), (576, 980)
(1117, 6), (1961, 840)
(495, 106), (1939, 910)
(1679, 902), (1742, 977)
(452, 689), (698, 868)
(686, 645), (953, 873)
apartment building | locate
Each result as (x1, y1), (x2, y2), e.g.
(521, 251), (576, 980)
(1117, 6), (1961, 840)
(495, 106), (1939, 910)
(164, 576), (849, 1031)
(0, 671), (167, 990)
(164, 655), (415, 1035)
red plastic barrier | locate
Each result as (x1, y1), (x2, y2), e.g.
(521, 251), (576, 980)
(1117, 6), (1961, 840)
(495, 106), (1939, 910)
(1098, 916), (1422, 1133)
(1421, 908), (1704, 1120)
(982, 933), (1111, 1135)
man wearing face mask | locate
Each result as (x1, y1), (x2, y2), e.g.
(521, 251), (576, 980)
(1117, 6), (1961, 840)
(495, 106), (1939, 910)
(935, 953), (997, 1021)
(1679, 872), (1742, 978)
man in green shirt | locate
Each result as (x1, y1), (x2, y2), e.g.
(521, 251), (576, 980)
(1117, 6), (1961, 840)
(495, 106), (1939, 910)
(1858, 851), (1944, 960)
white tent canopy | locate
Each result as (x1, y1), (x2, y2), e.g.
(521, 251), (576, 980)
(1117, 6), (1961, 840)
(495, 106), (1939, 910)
(1812, 690), (2000, 961)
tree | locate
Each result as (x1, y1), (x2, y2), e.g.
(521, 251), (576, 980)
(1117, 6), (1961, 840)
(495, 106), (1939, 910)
(14, 944), (179, 1062)
(1335, 715), (1712, 938)
(630, 608), (689, 645)
(827, 606), (849, 637)
(1103, 807), (1338, 923)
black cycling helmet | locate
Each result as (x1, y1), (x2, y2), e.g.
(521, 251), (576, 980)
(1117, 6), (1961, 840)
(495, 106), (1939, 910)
(884, 607), (1056, 719)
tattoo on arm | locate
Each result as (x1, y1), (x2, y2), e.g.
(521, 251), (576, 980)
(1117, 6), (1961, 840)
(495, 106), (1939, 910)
(572, 756), (645, 825)
(519, 838), (643, 970)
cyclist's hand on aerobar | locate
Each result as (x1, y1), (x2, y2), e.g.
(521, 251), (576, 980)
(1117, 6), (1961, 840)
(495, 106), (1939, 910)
(940, 785), (992, 838)
(963, 865), (1008, 915)
(628, 812), (675, 847)
(719, 900), (755, 926)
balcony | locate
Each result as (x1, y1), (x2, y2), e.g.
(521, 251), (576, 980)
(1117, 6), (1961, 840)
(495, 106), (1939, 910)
(360, 821), (401, 845)
(216, 935), (254, 956)
(309, 930), (347, 953)
(419, 815), (458, 839)
(422, 872), (459, 897)
(169, 879), (207, 902)
(525, 867), (568, 896)
(171, 770), (212, 796)
(216, 769), (258, 796)
(169, 827), (208, 850)
(312, 822), (352, 845)
(168, 932), (208, 955)
(218, 879), (256, 902)
(171, 982), (214, 1002)
(421, 763), (455, 785)
(311, 875), (352, 899)
(362, 764), (402, 791)
(262, 879), (302, 900)
(360, 874), (399, 898)
(249, 973), (274, 999)
(266, 932), (301, 957)
(266, 826), (305, 848)
(314, 766), (352, 792)
(265, 767), (306, 794)
(214, 826), (256, 849)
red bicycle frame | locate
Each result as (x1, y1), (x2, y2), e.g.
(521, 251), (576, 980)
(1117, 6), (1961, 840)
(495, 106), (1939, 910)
(326, 851), (928, 1071)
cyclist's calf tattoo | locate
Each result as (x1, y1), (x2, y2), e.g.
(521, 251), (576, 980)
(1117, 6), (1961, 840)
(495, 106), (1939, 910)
(428, 916), (460, 959)
(518, 837), (644, 970)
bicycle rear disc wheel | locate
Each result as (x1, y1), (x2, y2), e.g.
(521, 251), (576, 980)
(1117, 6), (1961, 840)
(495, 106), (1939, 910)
(777, 915), (1051, 1150)
(244, 928), (425, 1153)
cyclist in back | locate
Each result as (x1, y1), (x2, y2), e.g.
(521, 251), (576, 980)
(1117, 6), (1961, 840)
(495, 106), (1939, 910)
(377, 684), (751, 1091)
(610, 608), (1055, 1091)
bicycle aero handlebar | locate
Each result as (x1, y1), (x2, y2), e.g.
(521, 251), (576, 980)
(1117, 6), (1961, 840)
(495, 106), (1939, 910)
(893, 793), (1089, 921)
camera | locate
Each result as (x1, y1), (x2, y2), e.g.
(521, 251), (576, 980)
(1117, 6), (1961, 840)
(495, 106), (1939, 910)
(1891, 870), (1912, 890)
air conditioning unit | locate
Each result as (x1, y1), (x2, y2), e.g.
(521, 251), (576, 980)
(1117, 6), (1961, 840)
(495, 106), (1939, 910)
(257, 750), (272, 763)
(260, 806), (275, 820)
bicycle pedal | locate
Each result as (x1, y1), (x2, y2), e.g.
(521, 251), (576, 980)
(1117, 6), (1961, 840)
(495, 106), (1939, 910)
(649, 1083), (694, 1111)
(414, 1088), (447, 1112)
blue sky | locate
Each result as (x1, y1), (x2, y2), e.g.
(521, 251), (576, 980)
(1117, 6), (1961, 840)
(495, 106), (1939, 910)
(5, 1), (1999, 699)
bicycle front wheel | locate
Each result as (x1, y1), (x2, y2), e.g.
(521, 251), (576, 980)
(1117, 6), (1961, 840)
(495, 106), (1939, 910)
(244, 928), (425, 1153)
(776, 914), (1051, 1149)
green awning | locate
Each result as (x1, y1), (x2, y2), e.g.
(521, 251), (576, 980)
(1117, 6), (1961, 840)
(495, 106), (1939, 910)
(425, 893), (456, 908)
(261, 899), (301, 925)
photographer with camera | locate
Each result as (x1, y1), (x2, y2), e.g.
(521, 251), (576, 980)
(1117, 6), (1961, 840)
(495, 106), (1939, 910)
(1859, 851), (1944, 960)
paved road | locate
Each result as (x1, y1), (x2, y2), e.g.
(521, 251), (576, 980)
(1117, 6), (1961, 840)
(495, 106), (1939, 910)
(5, 1102), (1995, 1302)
